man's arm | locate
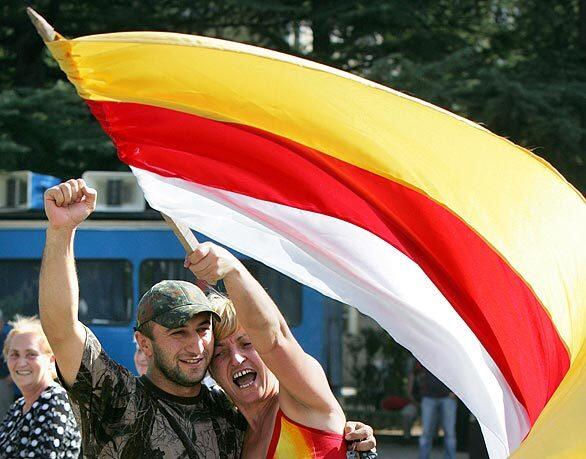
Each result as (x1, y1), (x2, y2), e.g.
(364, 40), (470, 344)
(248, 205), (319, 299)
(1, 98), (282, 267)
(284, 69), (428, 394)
(39, 179), (96, 387)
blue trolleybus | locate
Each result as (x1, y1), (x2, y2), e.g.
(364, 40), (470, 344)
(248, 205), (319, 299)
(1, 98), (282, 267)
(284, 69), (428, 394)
(0, 172), (343, 387)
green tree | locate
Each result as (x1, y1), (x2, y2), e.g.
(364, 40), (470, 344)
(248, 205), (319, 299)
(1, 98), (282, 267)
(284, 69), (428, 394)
(0, 0), (303, 175)
(0, 0), (584, 191)
(368, 0), (586, 192)
(0, 82), (118, 177)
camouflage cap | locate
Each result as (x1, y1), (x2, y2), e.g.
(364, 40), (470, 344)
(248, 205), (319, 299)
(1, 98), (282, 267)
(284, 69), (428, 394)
(136, 280), (220, 331)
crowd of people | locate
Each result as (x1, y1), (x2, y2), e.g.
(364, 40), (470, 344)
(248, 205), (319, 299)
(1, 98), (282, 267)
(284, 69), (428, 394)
(0, 178), (377, 458)
(0, 177), (484, 458)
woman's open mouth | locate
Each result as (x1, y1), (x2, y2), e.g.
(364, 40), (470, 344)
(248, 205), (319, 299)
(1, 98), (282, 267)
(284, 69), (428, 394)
(232, 368), (257, 388)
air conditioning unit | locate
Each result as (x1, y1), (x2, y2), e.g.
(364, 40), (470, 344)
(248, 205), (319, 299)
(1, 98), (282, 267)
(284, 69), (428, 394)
(0, 171), (61, 212)
(82, 171), (146, 212)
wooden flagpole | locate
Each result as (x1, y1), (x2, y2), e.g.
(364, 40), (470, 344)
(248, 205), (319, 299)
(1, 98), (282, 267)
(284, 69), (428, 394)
(27, 8), (57, 42)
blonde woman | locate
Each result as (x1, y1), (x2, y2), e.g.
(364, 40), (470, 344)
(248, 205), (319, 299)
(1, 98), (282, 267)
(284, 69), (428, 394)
(0, 316), (80, 458)
(186, 243), (377, 458)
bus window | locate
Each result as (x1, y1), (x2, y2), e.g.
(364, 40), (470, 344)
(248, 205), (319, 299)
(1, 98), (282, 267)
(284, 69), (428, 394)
(244, 259), (302, 327)
(140, 258), (302, 327)
(0, 259), (132, 325)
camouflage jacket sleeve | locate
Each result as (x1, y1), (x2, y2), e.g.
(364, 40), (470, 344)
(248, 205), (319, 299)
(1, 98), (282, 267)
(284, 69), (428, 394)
(57, 326), (138, 449)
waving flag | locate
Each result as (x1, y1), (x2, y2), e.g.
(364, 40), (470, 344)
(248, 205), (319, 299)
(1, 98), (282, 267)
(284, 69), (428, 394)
(35, 13), (585, 458)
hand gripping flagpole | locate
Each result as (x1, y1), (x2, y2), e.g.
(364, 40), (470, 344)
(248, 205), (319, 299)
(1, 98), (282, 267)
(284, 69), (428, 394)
(160, 213), (213, 290)
(160, 213), (215, 290)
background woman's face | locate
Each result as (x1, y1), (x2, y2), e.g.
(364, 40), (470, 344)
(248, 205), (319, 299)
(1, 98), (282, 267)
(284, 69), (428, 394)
(7, 333), (54, 391)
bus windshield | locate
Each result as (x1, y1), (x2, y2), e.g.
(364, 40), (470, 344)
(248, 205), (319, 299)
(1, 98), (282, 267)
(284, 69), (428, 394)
(0, 259), (133, 324)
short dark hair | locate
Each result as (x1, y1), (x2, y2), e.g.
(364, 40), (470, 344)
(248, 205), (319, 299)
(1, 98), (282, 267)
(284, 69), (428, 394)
(137, 321), (154, 340)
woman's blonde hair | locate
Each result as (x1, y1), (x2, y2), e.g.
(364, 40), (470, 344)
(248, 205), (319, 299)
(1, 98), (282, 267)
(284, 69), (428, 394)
(208, 292), (240, 342)
(3, 315), (56, 379)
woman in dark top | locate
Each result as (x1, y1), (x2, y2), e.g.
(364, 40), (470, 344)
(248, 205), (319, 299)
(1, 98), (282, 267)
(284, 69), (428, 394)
(0, 316), (80, 458)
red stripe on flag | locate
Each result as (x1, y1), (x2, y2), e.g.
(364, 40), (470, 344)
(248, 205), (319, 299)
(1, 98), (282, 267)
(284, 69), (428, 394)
(88, 99), (569, 423)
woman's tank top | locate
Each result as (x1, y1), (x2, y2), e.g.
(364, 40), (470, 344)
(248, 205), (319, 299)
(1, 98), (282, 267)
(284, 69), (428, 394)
(266, 409), (347, 458)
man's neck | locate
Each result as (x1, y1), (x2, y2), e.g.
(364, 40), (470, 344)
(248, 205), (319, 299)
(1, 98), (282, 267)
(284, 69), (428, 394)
(145, 369), (202, 398)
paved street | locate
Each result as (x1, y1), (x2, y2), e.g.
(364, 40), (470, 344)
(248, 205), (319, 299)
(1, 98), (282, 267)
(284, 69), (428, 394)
(375, 434), (468, 459)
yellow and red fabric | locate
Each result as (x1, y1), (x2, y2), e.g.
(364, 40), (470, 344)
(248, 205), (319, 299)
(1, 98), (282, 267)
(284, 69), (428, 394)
(44, 31), (586, 458)
(266, 409), (346, 458)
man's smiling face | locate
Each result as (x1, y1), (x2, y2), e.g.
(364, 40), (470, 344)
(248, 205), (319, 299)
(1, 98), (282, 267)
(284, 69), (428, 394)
(147, 313), (214, 388)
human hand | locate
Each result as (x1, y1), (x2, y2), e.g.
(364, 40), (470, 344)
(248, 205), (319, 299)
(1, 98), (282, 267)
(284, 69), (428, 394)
(44, 179), (97, 230)
(184, 242), (241, 284)
(344, 421), (376, 452)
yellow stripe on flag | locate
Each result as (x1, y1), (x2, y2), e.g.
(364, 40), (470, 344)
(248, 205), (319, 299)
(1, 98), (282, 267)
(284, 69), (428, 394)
(512, 344), (586, 458)
(47, 32), (585, 363)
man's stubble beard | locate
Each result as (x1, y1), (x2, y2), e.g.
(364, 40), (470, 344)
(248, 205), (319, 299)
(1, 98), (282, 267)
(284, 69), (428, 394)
(152, 341), (209, 388)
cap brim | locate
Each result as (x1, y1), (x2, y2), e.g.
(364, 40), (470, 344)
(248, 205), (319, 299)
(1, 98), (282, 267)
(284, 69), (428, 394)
(154, 304), (221, 329)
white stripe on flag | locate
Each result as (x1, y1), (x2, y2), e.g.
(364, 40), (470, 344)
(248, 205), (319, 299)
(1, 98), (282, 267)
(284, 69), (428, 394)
(132, 166), (530, 458)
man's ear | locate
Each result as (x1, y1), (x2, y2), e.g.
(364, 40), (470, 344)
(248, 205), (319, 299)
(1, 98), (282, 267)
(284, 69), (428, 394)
(135, 331), (153, 358)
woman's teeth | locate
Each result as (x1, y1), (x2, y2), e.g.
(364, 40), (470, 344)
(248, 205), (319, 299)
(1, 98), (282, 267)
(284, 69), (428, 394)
(232, 369), (257, 388)
(233, 369), (253, 379)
